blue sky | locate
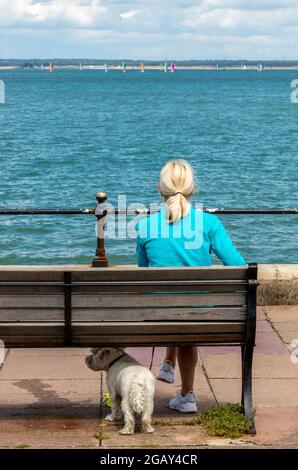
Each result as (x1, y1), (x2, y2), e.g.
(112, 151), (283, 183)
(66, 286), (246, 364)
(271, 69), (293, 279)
(0, 0), (298, 59)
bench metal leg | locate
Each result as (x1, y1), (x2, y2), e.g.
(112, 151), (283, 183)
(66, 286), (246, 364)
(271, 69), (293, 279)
(241, 342), (256, 434)
(241, 344), (245, 408)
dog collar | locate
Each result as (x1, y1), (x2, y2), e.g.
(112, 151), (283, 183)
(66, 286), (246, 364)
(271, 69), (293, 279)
(107, 353), (127, 371)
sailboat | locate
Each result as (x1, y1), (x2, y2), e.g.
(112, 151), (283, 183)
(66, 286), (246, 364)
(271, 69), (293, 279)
(164, 62), (168, 73)
(140, 63), (145, 73)
(257, 63), (263, 72)
(122, 61), (126, 73)
(170, 62), (175, 73)
(49, 63), (55, 72)
(104, 63), (109, 73)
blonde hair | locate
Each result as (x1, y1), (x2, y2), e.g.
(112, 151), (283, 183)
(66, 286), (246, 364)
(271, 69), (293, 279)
(159, 159), (196, 223)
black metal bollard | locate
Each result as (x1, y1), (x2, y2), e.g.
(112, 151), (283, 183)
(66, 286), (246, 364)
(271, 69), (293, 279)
(92, 192), (109, 267)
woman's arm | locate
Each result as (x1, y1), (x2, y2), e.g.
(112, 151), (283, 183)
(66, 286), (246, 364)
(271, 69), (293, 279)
(210, 218), (246, 266)
(136, 235), (149, 267)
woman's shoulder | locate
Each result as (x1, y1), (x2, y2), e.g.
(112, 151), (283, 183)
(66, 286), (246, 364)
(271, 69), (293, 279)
(191, 207), (221, 227)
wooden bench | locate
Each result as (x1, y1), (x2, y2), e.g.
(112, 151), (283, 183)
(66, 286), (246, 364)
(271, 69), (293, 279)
(0, 263), (258, 433)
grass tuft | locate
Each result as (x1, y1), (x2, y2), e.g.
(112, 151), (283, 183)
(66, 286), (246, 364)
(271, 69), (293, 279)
(15, 444), (30, 449)
(199, 403), (251, 439)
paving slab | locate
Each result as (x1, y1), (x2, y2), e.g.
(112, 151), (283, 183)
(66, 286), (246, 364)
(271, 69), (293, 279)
(210, 378), (298, 408)
(200, 323), (288, 356)
(256, 307), (267, 321)
(0, 354), (98, 380)
(256, 321), (273, 332)
(272, 322), (298, 332)
(265, 305), (298, 323)
(0, 379), (100, 409)
(100, 423), (207, 448)
(201, 353), (298, 379)
(250, 407), (298, 446)
(0, 417), (100, 448)
(7, 348), (90, 357)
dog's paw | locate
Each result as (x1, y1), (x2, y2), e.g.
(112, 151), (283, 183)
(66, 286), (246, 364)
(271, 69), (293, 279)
(119, 427), (134, 435)
(142, 424), (155, 434)
(105, 413), (116, 422)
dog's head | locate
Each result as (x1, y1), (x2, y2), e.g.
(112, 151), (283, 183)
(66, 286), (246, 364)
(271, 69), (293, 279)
(85, 347), (125, 371)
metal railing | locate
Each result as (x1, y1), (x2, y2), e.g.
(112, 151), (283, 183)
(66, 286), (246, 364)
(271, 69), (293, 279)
(0, 192), (297, 266)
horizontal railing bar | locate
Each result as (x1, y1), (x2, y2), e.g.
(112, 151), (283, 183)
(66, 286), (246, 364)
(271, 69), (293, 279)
(0, 209), (95, 215)
(0, 208), (297, 216)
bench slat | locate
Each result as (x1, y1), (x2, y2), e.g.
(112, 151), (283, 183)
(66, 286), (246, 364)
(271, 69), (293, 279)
(0, 293), (246, 309)
(0, 295), (64, 308)
(0, 321), (246, 335)
(72, 293), (246, 308)
(0, 283), (247, 295)
(2, 333), (244, 347)
(71, 267), (248, 282)
(0, 307), (246, 322)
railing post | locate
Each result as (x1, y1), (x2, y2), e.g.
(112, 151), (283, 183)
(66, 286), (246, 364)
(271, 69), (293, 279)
(92, 192), (108, 267)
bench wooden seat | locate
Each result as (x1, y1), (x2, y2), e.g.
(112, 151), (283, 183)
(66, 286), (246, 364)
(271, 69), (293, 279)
(0, 263), (258, 433)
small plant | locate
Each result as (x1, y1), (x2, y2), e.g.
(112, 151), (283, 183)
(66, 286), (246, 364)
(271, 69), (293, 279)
(15, 443), (30, 449)
(94, 431), (109, 441)
(199, 403), (251, 439)
(102, 392), (111, 408)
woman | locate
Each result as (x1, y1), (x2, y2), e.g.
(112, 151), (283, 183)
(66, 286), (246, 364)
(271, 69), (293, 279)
(136, 159), (246, 413)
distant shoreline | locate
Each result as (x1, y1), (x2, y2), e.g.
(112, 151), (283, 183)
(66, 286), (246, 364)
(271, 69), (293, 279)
(2, 64), (298, 71)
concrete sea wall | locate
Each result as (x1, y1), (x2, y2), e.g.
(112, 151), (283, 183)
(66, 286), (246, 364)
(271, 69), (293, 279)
(258, 264), (298, 305)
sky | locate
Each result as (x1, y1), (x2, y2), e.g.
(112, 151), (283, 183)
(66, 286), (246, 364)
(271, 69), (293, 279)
(0, 0), (298, 60)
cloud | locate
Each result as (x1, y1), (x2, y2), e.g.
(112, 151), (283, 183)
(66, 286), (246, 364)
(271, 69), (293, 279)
(119, 10), (138, 20)
(0, 0), (107, 28)
(0, 0), (298, 58)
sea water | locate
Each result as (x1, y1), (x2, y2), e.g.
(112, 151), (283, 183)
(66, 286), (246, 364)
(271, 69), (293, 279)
(0, 69), (297, 265)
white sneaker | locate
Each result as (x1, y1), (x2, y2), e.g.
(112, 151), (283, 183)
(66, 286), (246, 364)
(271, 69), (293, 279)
(156, 360), (175, 384)
(169, 391), (198, 413)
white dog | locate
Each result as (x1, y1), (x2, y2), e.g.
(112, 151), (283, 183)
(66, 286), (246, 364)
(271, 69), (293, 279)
(85, 347), (155, 435)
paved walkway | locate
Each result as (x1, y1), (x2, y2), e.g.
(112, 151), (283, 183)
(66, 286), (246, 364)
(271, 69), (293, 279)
(0, 306), (297, 448)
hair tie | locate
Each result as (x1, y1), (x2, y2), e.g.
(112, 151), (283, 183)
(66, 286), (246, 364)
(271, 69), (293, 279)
(174, 192), (184, 196)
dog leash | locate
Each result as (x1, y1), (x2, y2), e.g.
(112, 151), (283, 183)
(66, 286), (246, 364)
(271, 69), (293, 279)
(149, 346), (155, 371)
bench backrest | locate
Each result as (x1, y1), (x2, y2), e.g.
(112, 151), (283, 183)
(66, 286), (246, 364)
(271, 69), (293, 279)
(0, 264), (257, 347)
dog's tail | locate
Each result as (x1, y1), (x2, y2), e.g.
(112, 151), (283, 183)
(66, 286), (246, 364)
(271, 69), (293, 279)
(129, 375), (147, 414)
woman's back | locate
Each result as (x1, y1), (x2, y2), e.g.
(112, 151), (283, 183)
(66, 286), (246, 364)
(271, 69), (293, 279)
(136, 206), (246, 267)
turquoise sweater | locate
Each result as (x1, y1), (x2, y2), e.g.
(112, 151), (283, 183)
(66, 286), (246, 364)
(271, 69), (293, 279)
(136, 206), (246, 267)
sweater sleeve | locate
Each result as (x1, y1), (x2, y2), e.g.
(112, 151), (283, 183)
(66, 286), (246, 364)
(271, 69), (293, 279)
(210, 218), (246, 266)
(136, 236), (149, 267)
(136, 222), (149, 267)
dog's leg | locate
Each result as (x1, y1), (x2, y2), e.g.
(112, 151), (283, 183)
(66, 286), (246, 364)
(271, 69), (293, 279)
(141, 398), (155, 434)
(105, 393), (122, 422)
(119, 399), (135, 435)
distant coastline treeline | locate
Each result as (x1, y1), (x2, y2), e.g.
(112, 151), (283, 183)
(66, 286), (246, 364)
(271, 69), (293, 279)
(2, 58), (298, 68)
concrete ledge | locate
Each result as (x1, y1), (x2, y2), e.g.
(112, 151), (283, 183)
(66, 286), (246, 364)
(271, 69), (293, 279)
(258, 265), (298, 305)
